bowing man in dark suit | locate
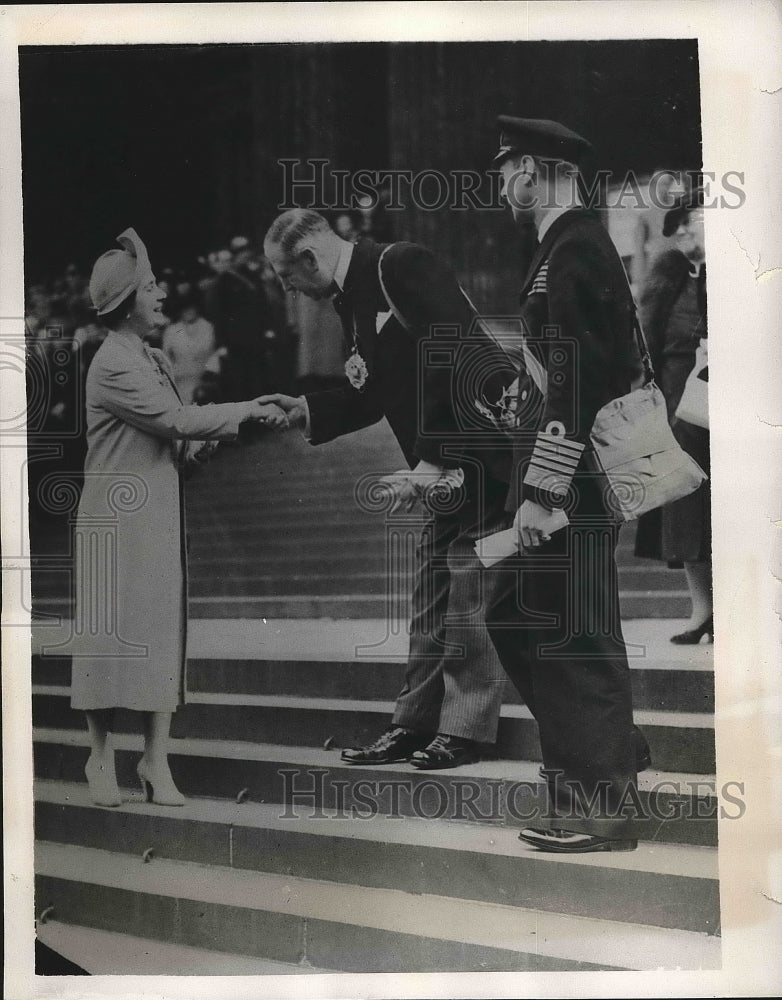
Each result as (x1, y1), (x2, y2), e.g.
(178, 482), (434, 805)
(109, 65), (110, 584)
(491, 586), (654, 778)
(485, 117), (649, 852)
(261, 208), (516, 768)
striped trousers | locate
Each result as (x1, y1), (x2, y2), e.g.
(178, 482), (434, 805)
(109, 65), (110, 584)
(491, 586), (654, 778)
(392, 472), (510, 743)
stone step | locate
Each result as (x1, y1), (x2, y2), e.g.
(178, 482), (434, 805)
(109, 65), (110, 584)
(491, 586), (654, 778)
(35, 780), (720, 935)
(187, 483), (644, 524)
(185, 566), (685, 596)
(185, 657), (713, 713)
(184, 592), (693, 620)
(35, 842), (721, 972)
(188, 502), (396, 522)
(186, 549), (680, 575)
(33, 730), (721, 846)
(201, 444), (400, 465)
(32, 501), (642, 544)
(30, 564), (687, 602)
(32, 653), (714, 713)
(32, 688), (716, 773)
(36, 920), (328, 975)
(187, 532), (646, 561)
(192, 520), (405, 541)
(31, 570), (688, 601)
(32, 545), (651, 583)
(188, 481), (388, 500)
(187, 522), (643, 554)
(30, 615), (711, 655)
(31, 592), (694, 621)
(184, 511), (644, 549)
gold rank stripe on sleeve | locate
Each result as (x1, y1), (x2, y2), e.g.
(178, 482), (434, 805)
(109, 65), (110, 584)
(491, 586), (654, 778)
(529, 262), (549, 295)
(523, 429), (585, 496)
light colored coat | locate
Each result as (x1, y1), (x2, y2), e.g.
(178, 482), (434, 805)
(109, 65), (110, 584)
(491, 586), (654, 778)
(70, 330), (246, 711)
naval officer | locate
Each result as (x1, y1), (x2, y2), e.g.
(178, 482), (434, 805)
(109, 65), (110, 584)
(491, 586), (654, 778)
(486, 117), (649, 852)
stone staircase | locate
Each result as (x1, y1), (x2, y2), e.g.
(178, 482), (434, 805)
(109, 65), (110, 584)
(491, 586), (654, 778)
(31, 420), (718, 973)
(33, 615), (718, 973)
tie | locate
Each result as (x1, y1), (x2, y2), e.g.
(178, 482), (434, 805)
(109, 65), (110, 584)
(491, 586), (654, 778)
(331, 287), (354, 339)
(329, 280), (347, 317)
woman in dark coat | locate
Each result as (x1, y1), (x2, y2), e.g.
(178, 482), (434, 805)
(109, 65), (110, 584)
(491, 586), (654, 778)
(72, 229), (285, 807)
(635, 196), (712, 643)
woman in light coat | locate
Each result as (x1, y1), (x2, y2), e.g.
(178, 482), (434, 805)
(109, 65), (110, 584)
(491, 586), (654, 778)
(72, 229), (285, 806)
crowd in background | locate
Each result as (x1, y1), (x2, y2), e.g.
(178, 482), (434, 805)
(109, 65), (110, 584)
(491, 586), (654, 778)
(25, 200), (394, 424)
(24, 208), (392, 519)
(25, 234), (291, 519)
(26, 234), (293, 404)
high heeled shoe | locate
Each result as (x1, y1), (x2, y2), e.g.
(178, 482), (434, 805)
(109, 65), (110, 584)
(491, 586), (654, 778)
(670, 614), (714, 645)
(85, 753), (122, 807)
(136, 758), (185, 806)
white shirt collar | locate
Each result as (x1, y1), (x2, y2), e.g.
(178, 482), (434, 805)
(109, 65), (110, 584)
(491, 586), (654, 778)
(332, 240), (354, 291)
(688, 260), (705, 278)
(537, 204), (580, 244)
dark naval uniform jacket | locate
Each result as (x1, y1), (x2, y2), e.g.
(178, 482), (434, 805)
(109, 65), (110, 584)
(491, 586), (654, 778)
(305, 237), (514, 486)
(486, 207), (645, 839)
(508, 207), (642, 513)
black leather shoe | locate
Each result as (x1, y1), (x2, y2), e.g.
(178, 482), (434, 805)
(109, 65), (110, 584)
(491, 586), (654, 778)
(518, 827), (638, 853)
(410, 733), (481, 770)
(341, 726), (432, 765)
(671, 614), (713, 645)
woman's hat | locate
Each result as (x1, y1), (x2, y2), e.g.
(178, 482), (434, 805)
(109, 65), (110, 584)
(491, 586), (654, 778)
(663, 187), (706, 237)
(89, 228), (153, 315)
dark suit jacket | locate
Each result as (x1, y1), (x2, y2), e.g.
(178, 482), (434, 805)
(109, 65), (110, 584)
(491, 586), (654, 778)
(305, 238), (514, 484)
(508, 208), (642, 510)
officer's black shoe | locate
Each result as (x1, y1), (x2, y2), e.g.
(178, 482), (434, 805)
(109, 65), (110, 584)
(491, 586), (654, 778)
(518, 827), (638, 853)
(341, 726), (432, 765)
(410, 733), (481, 770)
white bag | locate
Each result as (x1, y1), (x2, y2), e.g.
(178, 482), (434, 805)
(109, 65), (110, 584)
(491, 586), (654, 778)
(675, 339), (709, 429)
(587, 381), (707, 522)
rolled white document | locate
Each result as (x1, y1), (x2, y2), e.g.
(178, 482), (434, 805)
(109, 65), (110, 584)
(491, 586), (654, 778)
(474, 509), (569, 568)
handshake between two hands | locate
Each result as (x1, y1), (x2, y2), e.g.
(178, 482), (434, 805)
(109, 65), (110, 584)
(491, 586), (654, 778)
(246, 393), (308, 431)
(184, 393), (300, 471)
(245, 395), (296, 429)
